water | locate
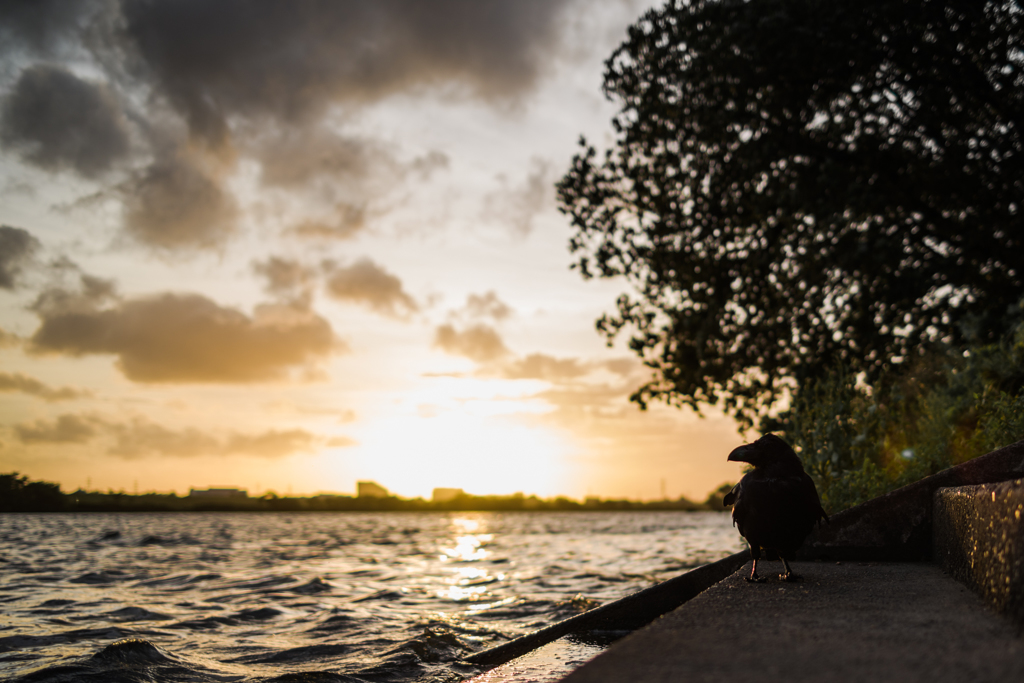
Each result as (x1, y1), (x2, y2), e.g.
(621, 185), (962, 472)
(0, 511), (744, 682)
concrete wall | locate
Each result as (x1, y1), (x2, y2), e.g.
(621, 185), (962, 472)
(800, 439), (1024, 561)
(934, 479), (1024, 628)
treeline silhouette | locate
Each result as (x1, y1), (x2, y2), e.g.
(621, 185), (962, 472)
(1, 473), (728, 513)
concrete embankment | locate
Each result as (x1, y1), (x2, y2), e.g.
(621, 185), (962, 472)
(934, 478), (1024, 627)
(465, 440), (1024, 682)
(561, 561), (1024, 683)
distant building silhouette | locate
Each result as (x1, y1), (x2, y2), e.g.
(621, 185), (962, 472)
(357, 481), (389, 498)
(189, 487), (248, 499)
(432, 487), (464, 503)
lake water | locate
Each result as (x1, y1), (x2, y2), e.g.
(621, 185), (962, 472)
(0, 511), (744, 682)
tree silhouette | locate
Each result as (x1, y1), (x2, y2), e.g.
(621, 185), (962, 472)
(0, 473), (65, 511)
(558, 0), (1024, 426)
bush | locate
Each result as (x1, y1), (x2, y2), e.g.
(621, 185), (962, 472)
(772, 318), (1024, 512)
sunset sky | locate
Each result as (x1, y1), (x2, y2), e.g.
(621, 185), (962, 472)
(0, 0), (748, 501)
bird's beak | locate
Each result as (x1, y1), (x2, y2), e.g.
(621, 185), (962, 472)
(727, 444), (753, 463)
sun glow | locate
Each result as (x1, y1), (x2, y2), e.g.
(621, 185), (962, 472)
(348, 378), (572, 498)
(353, 411), (571, 498)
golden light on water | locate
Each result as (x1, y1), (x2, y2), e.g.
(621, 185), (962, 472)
(438, 517), (499, 602)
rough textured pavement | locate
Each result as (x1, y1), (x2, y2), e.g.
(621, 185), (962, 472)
(560, 561), (1024, 683)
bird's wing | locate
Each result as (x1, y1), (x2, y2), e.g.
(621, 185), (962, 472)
(731, 471), (825, 543)
(723, 482), (740, 507)
(798, 472), (829, 524)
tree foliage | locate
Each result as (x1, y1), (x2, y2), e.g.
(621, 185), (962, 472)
(557, 0), (1024, 426)
(780, 315), (1024, 510)
(0, 473), (65, 511)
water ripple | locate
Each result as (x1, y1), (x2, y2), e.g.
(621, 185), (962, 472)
(0, 511), (743, 682)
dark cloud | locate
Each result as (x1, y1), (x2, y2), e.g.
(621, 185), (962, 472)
(502, 353), (588, 381)
(0, 1), (100, 57)
(29, 290), (338, 383)
(0, 225), (41, 290)
(122, 154), (237, 250)
(15, 413), (96, 444)
(0, 65), (130, 177)
(120, 0), (573, 145)
(1, 1), (570, 253)
(0, 372), (88, 401)
(433, 323), (509, 363)
(323, 258), (418, 318)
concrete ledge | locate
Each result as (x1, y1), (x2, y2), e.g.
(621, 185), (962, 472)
(464, 551), (748, 668)
(934, 479), (1024, 628)
(560, 562), (1024, 683)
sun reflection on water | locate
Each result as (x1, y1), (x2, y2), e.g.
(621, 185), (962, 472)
(437, 516), (499, 601)
(439, 534), (492, 562)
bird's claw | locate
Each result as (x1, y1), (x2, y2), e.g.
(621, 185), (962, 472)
(780, 572), (803, 582)
(745, 575), (768, 583)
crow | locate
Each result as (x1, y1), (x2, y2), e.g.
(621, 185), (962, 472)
(723, 433), (828, 582)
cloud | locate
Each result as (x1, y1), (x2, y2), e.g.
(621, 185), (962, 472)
(292, 203), (368, 240)
(106, 419), (319, 459)
(462, 291), (513, 321)
(121, 153), (238, 250)
(0, 65), (130, 177)
(120, 0), (574, 143)
(1, 2), (573, 254)
(15, 413), (97, 444)
(0, 225), (41, 290)
(253, 257), (315, 299)
(29, 288), (338, 383)
(323, 258), (418, 318)
(0, 2), (103, 58)
(30, 270), (118, 313)
(409, 150), (450, 179)
(433, 323), (509, 363)
(495, 353), (640, 387)
(482, 157), (552, 236)
(0, 328), (21, 347)
(258, 130), (393, 189)
(261, 132), (449, 241)
(602, 357), (643, 378)
(10, 412), (323, 459)
(0, 1), (578, 258)
(0, 372), (88, 401)
(502, 353), (589, 381)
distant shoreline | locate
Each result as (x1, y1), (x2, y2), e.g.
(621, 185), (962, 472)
(1, 473), (731, 513)
(5, 491), (724, 513)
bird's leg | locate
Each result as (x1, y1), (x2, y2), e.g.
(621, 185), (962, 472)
(745, 559), (767, 583)
(779, 557), (802, 582)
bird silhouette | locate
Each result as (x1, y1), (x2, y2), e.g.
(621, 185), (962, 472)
(724, 433), (828, 582)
